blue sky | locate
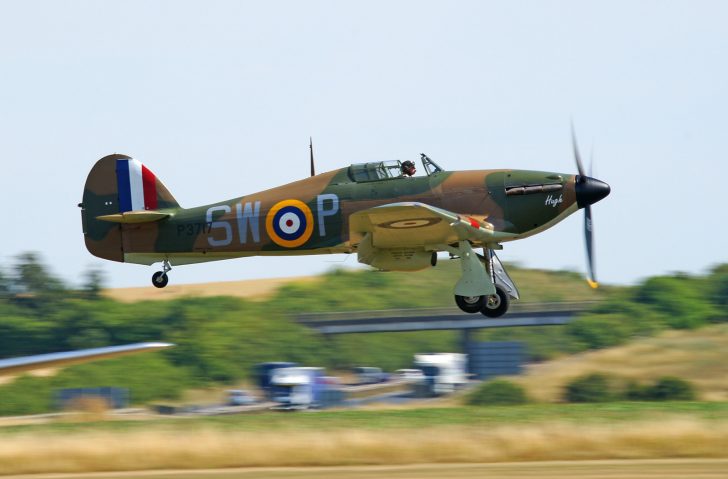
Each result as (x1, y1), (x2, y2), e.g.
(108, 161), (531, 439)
(1, 1), (725, 288)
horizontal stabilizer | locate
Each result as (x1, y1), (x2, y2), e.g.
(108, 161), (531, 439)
(96, 210), (170, 224)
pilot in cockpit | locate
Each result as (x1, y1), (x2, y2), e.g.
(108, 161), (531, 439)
(401, 160), (416, 177)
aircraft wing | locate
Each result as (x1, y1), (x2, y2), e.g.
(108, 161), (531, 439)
(0, 342), (174, 377)
(350, 202), (517, 248)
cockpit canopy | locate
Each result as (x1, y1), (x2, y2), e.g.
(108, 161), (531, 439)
(347, 154), (444, 183)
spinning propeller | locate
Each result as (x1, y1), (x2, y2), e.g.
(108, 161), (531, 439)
(571, 125), (610, 289)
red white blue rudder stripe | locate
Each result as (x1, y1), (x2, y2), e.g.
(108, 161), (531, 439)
(116, 158), (158, 212)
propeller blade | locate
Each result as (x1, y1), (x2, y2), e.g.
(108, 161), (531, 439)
(571, 123), (586, 178)
(572, 125), (603, 288)
(584, 205), (598, 289)
(589, 142), (594, 177)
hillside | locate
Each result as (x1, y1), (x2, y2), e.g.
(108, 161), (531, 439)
(105, 276), (322, 303)
(512, 324), (728, 402)
(1, 253), (725, 416)
(104, 260), (609, 306)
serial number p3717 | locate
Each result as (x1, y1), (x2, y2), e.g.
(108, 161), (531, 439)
(176, 223), (213, 236)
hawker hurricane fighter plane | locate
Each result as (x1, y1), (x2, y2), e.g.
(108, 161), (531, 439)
(80, 135), (609, 317)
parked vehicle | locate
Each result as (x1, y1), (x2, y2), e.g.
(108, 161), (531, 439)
(394, 368), (425, 382)
(352, 366), (388, 385)
(254, 362), (297, 399)
(270, 367), (326, 409)
(413, 353), (467, 395)
(226, 389), (255, 406)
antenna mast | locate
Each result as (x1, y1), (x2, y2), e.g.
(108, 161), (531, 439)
(309, 137), (315, 177)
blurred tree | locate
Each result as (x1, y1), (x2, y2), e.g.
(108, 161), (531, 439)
(81, 266), (106, 300)
(0, 267), (9, 299)
(635, 275), (715, 329)
(565, 315), (633, 350)
(709, 264), (728, 320)
(13, 252), (66, 296)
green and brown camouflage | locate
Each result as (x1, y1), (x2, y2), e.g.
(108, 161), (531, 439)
(80, 153), (609, 315)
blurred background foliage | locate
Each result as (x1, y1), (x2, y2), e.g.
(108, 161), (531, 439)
(0, 252), (726, 415)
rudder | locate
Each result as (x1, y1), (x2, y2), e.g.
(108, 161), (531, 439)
(80, 154), (179, 262)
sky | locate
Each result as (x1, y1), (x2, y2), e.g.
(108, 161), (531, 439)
(0, 1), (726, 289)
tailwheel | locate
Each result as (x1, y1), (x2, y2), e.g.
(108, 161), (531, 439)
(481, 285), (509, 318)
(152, 271), (169, 288)
(152, 259), (172, 289)
(455, 295), (484, 314)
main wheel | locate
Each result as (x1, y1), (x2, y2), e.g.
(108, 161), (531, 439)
(455, 295), (484, 314)
(152, 271), (169, 288)
(481, 285), (509, 318)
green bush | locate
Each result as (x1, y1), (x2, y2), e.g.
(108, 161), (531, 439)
(623, 377), (696, 401)
(635, 276), (715, 329)
(644, 377), (696, 401)
(0, 375), (54, 416)
(564, 373), (615, 403)
(565, 315), (633, 350)
(467, 379), (528, 406)
(624, 380), (650, 400)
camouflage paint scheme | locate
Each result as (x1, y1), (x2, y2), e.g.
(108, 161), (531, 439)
(80, 154), (608, 303)
(80, 155), (578, 265)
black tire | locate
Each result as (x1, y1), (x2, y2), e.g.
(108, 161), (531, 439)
(481, 285), (509, 318)
(152, 271), (169, 288)
(455, 295), (484, 314)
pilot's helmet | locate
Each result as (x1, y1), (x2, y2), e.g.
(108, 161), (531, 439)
(401, 160), (416, 176)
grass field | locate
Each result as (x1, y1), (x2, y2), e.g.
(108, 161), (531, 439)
(5, 460), (728, 479)
(2, 403), (728, 474)
(104, 276), (321, 303)
(3, 402), (728, 434)
(1, 416), (728, 474)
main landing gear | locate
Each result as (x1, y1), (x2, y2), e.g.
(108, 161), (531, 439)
(480, 284), (510, 318)
(452, 245), (519, 318)
(152, 259), (172, 288)
(454, 285), (510, 317)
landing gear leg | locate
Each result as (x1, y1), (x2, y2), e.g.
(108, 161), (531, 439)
(479, 248), (516, 318)
(437, 241), (494, 314)
(152, 259), (172, 288)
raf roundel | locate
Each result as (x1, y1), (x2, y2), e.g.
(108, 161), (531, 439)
(265, 199), (314, 248)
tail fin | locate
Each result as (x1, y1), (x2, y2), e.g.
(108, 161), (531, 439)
(80, 154), (179, 262)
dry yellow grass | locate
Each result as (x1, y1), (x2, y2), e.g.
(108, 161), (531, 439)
(1, 420), (728, 475)
(104, 276), (320, 303)
(513, 324), (728, 402)
(5, 460), (728, 479)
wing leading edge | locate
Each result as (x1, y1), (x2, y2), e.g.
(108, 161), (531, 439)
(0, 342), (174, 377)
